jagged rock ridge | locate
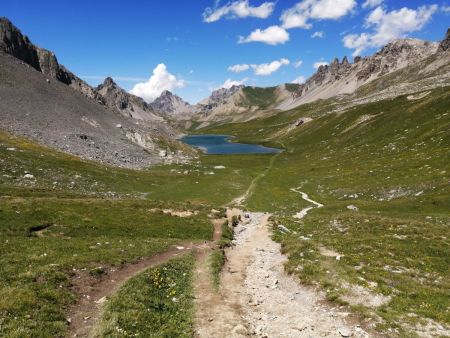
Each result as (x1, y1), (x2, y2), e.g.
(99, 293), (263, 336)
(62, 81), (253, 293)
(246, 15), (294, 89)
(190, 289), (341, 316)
(150, 90), (194, 117)
(0, 17), (98, 100)
(95, 77), (161, 120)
(283, 38), (439, 109)
(438, 28), (450, 53)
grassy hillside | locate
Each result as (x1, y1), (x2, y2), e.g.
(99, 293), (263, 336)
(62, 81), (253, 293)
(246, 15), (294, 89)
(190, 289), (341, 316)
(200, 86), (450, 336)
(0, 132), (272, 336)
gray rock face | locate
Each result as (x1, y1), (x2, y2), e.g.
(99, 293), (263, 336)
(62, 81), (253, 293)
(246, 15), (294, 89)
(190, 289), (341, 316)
(0, 17), (98, 100)
(150, 90), (194, 117)
(0, 17), (41, 70)
(95, 77), (160, 120)
(197, 85), (244, 112)
(438, 28), (450, 52)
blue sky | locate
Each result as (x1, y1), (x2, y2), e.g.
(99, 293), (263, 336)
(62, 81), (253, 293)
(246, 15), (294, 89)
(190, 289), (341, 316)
(2, 0), (449, 103)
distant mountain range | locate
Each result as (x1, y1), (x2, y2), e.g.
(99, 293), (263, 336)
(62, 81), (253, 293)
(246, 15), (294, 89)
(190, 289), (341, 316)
(0, 16), (449, 166)
(150, 28), (449, 125)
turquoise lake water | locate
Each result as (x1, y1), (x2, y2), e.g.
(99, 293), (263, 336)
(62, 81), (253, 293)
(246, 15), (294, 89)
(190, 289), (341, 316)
(181, 135), (281, 155)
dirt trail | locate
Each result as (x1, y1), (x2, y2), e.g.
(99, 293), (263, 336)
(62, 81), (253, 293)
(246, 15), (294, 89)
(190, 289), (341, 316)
(291, 187), (324, 219)
(68, 218), (223, 338)
(68, 241), (207, 337)
(194, 211), (372, 338)
(194, 209), (251, 337)
(231, 148), (283, 206)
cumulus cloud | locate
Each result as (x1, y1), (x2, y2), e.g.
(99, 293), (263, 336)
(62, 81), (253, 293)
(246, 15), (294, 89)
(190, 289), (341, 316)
(311, 31), (324, 38)
(216, 78), (248, 90)
(228, 64), (251, 73)
(313, 61), (329, 69)
(294, 60), (303, 68)
(442, 5), (450, 13)
(292, 75), (306, 84)
(130, 64), (185, 103)
(252, 58), (290, 75)
(203, 0), (275, 22)
(238, 25), (290, 45)
(281, 0), (357, 29)
(362, 0), (384, 9)
(227, 58), (290, 76)
(343, 5), (438, 56)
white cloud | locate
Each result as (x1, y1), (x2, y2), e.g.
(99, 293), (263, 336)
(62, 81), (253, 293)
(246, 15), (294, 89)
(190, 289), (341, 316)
(216, 78), (248, 90)
(343, 5), (438, 56)
(130, 64), (185, 103)
(238, 25), (289, 45)
(252, 58), (290, 75)
(362, 0), (384, 9)
(292, 75), (306, 84)
(311, 31), (324, 38)
(294, 60), (303, 68)
(281, 0), (357, 29)
(343, 33), (371, 56)
(203, 0), (275, 22)
(441, 5), (450, 13)
(228, 64), (251, 73)
(313, 61), (329, 69)
(227, 58), (291, 75)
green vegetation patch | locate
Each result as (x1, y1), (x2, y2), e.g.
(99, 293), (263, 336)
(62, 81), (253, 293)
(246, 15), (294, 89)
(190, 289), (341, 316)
(210, 220), (234, 288)
(242, 86), (277, 109)
(0, 198), (211, 337)
(95, 254), (195, 337)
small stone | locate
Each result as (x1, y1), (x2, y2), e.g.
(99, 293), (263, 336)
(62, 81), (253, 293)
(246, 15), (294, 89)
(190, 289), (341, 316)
(338, 327), (352, 337)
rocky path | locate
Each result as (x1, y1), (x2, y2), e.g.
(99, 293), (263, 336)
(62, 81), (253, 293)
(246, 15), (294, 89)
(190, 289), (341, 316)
(194, 211), (371, 338)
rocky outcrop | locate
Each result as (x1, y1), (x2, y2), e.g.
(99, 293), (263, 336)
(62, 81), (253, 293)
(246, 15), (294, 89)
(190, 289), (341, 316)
(438, 28), (450, 53)
(150, 90), (195, 117)
(0, 17), (98, 99)
(0, 17), (41, 70)
(281, 38), (439, 109)
(95, 77), (160, 120)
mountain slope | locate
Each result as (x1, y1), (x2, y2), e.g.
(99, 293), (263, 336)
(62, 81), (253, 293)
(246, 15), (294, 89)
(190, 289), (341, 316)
(0, 17), (99, 100)
(278, 38), (442, 110)
(0, 18), (190, 168)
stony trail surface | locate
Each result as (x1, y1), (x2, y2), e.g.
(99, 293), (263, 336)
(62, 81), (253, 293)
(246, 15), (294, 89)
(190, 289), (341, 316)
(194, 211), (372, 338)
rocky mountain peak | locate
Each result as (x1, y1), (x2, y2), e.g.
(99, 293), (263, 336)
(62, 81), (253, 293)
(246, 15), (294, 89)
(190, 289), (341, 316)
(209, 85), (244, 103)
(95, 77), (159, 120)
(150, 90), (193, 116)
(102, 76), (116, 87)
(438, 28), (450, 52)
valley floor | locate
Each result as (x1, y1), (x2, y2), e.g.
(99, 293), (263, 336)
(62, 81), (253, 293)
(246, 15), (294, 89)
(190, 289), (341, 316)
(1, 86), (449, 337)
